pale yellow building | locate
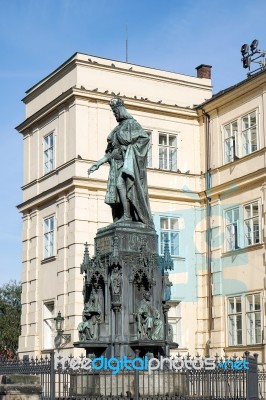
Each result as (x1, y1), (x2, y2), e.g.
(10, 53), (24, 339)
(196, 70), (266, 364)
(16, 52), (217, 357)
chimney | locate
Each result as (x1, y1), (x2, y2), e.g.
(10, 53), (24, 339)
(196, 64), (212, 79)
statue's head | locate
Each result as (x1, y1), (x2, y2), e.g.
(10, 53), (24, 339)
(143, 291), (151, 301)
(110, 97), (132, 121)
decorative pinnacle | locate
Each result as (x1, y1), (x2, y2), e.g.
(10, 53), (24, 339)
(161, 239), (174, 272)
(80, 242), (92, 274)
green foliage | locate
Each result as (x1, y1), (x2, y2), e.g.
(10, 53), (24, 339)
(0, 280), (22, 355)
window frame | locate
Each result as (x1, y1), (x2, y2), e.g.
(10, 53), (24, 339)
(223, 109), (259, 164)
(246, 293), (262, 345)
(224, 120), (238, 163)
(243, 201), (260, 247)
(228, 296), (243, 346)
(43, 301), (55, 350)
(224, 200), (261, 253)
(145, 129), (153, 168)
(43, 132), (55, 175)
(227, 293), (262, 347)
(159, 216), (180, 257)
(241, 110), (258, 156)
(43, 215), (55, 259)
(158, 132), (177, 171)
(224, 207), (240, 252)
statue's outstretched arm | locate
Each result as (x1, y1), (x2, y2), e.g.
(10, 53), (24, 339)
(88, 154), (109, 176)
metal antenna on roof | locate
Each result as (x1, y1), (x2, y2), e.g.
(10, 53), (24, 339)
(126, 25), (128, 63)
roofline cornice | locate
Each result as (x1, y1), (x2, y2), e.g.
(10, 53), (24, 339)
(16, 89), (198, 133)
(23, 53), (212, 103)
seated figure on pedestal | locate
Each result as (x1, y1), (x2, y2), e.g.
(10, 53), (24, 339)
(88, 97), (153, 227)
(77, 316), (87, 341)
(77, 313), (101, 341)
(78, 289), (102, 341)
(136, 291), (163, 340)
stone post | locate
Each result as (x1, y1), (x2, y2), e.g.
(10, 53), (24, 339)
(163, 303), (171, 356)
(0, 375), (42, 400)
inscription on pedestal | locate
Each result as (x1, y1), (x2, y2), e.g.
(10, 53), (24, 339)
(95, 224), (158, 256)
(97, 236), (112, 254)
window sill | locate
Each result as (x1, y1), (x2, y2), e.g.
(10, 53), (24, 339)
(147, 167), (191, 174)
(160, 255), (185, 261)
(41, 349), (55, 354)
(41, 256), (56, 264)
(224, 344), (263, 351)
(218, 148), (265, 170)
(222, 243), (263, 257)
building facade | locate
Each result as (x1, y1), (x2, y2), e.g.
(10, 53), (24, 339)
(197, 71), (266, 363)
(19, 52), (265, 361)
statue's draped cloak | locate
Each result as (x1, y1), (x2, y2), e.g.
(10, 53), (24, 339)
(105, 117), (153, 226)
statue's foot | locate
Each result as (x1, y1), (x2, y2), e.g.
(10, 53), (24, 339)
(116, 214), (132, 223)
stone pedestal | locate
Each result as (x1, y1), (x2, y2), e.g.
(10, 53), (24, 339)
(70, 371), (186, 397)
(74, 221), (177, 358)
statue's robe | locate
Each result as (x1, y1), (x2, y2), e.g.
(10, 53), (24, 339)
(105, 117), (153, 226)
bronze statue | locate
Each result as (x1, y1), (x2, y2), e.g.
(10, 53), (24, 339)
(136, 291), (163, 340)
(163, 273), (173, 302)
(151, 310), (163, 340)
(167, 323), (174, 342)
(88, 97), (153, 227)
(79, 289), (102, 341)
(77, 313), (101, 341)
(84, 289), (102, 314)
(110, 265), (122, 297)
(77, 316), (87, 341)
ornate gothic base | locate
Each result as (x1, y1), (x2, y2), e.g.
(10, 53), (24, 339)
(74, 221), (177, 358)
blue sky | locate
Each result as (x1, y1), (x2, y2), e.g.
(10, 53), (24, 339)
(1, 0), (266, 285)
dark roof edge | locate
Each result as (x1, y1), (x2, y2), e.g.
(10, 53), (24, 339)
(195, 68), (266, 110)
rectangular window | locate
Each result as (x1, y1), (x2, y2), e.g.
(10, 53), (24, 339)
(224, 121), (238, 163)
(225, 208), (240, 251)
(160, 217), (179, 256)
(159, 133), (177, 170)
(244, 201), (260, 246)
(44, 216), (55, 259)
(228, 297), (242, 345)
(223, 110), (258, 164)
(43, 301), (54, 350)
(225, 201), (261, 252)
(145, 130), (152, 168)
(242, 111), (258, 155)
(227, 294), (262, 347)
(44, 133), (55, 174)
(246, 294), (261, 344)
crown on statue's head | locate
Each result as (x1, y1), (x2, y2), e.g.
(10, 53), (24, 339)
(110, 97), (124, 110)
